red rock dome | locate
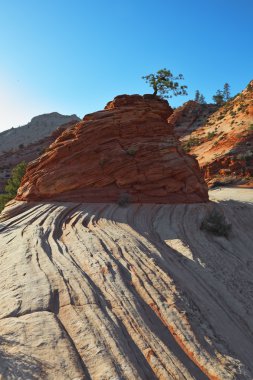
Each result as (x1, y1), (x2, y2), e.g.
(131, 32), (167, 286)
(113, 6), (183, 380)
(17, 94), (208, 203)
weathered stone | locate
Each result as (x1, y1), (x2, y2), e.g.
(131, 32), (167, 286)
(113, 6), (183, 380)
(17, 95), (208, 203)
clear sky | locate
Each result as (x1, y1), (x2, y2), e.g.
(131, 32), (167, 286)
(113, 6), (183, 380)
(0, 0), (252, 131)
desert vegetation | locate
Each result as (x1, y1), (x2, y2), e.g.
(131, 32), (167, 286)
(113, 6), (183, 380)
(0, 161), (26, 212)
(201, 209), (232, 237)
(142, 68), (188, 98)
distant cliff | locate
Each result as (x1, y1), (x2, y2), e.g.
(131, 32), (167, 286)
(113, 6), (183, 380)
(0, 113), (80, 192)
(0, 112), (80, 155)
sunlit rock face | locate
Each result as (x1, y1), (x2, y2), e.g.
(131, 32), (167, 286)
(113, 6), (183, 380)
(171, 81), (253, 184)
(17, 94), (208, 203)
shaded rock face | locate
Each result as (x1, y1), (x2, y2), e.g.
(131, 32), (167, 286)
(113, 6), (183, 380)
(17, 95), (208, 203)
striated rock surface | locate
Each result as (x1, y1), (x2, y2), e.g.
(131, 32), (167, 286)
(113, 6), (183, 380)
(0, 195), (253, 379)
(17, 95), (208, 203)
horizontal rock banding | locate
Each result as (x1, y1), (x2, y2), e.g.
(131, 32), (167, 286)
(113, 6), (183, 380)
(17, 94), (208, 203)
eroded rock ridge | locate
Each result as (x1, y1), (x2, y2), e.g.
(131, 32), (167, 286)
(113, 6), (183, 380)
(17, 95), (208, 203)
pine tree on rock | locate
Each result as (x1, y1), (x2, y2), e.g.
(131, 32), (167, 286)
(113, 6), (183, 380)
(142, 68), (188, 99)
(195, 90), (206, 104)
(194, 90), (200, 102)
(213, 90), (225, 106)
(198, 94), (206, 104)
(223, 83), (231, 101)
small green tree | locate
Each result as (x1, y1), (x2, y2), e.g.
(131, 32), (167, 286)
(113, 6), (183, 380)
(195, 90), (206, 104)
(0, 161), (26, 212)
(198, 94), (206, 104)
(223, 83), (231, 101)
(142, 68), (188, 99)
(213, 90), (225, 106)
(194, 90), (200, 102)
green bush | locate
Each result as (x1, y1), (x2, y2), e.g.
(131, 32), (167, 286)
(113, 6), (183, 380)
(126, 146), (137, 156)
(182, 137), (201, 152)
(207, 131), (216, 140)
(200, 209), (231, 238)
(0, 161), (26, 212)
(118, 192), (130, 207)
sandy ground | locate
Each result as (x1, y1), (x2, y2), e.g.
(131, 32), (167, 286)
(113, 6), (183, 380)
(209, 187), (253, 203)
(0, 190), (253, 379)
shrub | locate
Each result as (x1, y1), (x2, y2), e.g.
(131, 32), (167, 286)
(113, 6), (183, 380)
(126, 146), (137, 156)
(200, 209), (231, 237)
(0, 161), (26, 212)
(182, 137), (201, 152)
(118, 193), (130, 207)
(207, 131), (216, 140)
(0, 194), (12, 213)
(236, 151), (253, 161)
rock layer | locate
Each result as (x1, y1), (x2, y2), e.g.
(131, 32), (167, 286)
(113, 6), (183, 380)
(17, 95), (208, 203)
(0, 197), (253, 379)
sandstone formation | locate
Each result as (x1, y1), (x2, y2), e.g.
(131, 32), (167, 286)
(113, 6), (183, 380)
(17, 95), (208, 203)
(0, 195), (253, 379)
(168, 100), (217, 139)
(174, 82), (253, 185)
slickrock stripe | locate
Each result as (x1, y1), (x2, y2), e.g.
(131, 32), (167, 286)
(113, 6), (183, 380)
(0, 199), (253, 379)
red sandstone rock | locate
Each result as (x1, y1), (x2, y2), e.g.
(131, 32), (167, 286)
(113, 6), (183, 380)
(168, 100), (217, 138)
(17, 95), (208, 203)
(172, 81), (253, 185)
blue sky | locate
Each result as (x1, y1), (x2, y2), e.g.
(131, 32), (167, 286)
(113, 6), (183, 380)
(0, 0), (252, 131)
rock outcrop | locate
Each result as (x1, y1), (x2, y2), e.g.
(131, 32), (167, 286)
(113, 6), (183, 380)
(168, 100), (218, 139)
(0, 112), (80, 155)
(174, 82), (253, 185)
(17, 95), (208, 203)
